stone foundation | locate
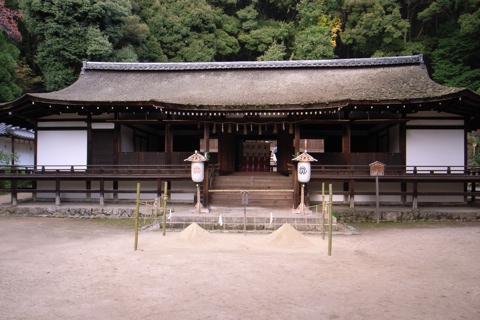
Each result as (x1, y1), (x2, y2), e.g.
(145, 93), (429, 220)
(335, 208), (480, 222)
(1, 204), (480, 223)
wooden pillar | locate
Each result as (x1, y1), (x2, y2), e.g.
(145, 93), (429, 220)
(99, 178), (105, 207)
(113, 181), (118, 202)
(87, 114), (93, 166)
(55, 178), (60, 206)
(165, 124), (172, 165)
(10, 135), (15, 165)
(276, 129), (294, 175)
(113, 122), (120, 165)
(349, 179), (355, 208)
(203, 164), (209, 208)
(293, 162), (299, 207)
(470, 177), (475, 203)
(33, 123), (37, 202)
(400, 121), (407, 203)
(204, 123), (210, 153)
(294, 124), (300, 154)
(11, 179), (18, 206)
(412, 181), (418, 209)
(157, 179), (162, 199)
(86, 180), (91, 200)
(293, 124), (301, 206)
(342, 123), (351, 165)
(342, 181), (348, 204)
(218, 132), (235, 174)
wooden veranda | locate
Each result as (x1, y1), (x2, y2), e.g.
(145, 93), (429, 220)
(2, 162), (480, 208)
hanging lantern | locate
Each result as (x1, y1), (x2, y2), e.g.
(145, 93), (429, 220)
(185, 150), (209, 183)
(292, 151), (317, 214)
(292, 151), (317, 183)
(228, 123), (232, 133)
(297, 162), (311, 183)
(243, 124), (247, 135)
(184, 151), (209, 213)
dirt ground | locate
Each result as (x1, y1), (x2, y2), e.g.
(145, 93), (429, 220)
(0, 217), (479, 320)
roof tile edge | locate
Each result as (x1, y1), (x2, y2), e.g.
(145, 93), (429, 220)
(82, 55), (424, 72)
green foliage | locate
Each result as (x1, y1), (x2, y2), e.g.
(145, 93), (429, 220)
(0, 0), (476, 96)
(0, 32), (22, 102)
(293, 0), (340, 60)
(467, 132), (480, 166)
(341, 0), (409, 57)
(143, 0), (239, 61)
(86, 26), (113, 60)
(430, 25), (480, 93)
(257, 41), (286, 61)
(0, 150), (19, 189)
(0, 150), (19, 165)
(114, 44), (138, 62)
(238, 21), (291, 53)
(19, 0), (135, 90)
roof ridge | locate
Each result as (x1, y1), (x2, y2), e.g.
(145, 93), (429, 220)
(82, 55), (424, 73)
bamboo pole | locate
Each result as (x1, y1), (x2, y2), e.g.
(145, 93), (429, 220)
(162, 181), (168, 236)
(376, 175), (380, 223)
(322, 183), (325, 240)
(134, 183), (140, 251)
(243, 204), (247, 236)
(328, 184), (333, 256)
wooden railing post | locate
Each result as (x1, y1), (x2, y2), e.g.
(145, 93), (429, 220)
(203, 164), (209, 208)
(412, 182), (418, 209)
(55, 178), (60, 206)
(11, 179), (18, 206)
(99, 178), (104, 206)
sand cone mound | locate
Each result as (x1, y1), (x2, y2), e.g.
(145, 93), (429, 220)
(258, 223), (312, 248)
(177, 223), (214, 242)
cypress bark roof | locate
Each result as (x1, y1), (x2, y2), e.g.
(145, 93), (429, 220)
(28, 55), (462, 108)
(2, 54), (480, 130)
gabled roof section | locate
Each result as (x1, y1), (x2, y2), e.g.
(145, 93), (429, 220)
(23, 55), (466, 108)
(184, 150), (208, 162)
(293, 151), (318, 162)
(1, 54), (480, 129)
(0, 123), (34, 140)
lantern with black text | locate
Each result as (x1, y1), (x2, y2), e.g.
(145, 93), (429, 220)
(292, 151), (317, 214)
(185, 151), (209, 213)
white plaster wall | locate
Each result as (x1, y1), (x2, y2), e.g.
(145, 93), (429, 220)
(15, 141), (34, 166)
(0, 137), (34, 166)
(406, 129), (464, 168)
(37, 130), (87, 168)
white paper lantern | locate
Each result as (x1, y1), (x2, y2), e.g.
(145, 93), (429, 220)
(191, 162), (205, 183)
(297, 162), (311, 183)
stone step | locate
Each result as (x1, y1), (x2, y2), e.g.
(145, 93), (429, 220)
(210, 194), (293, 207)
(213, 176), (293, 189)
(210, 173), (294, 207)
